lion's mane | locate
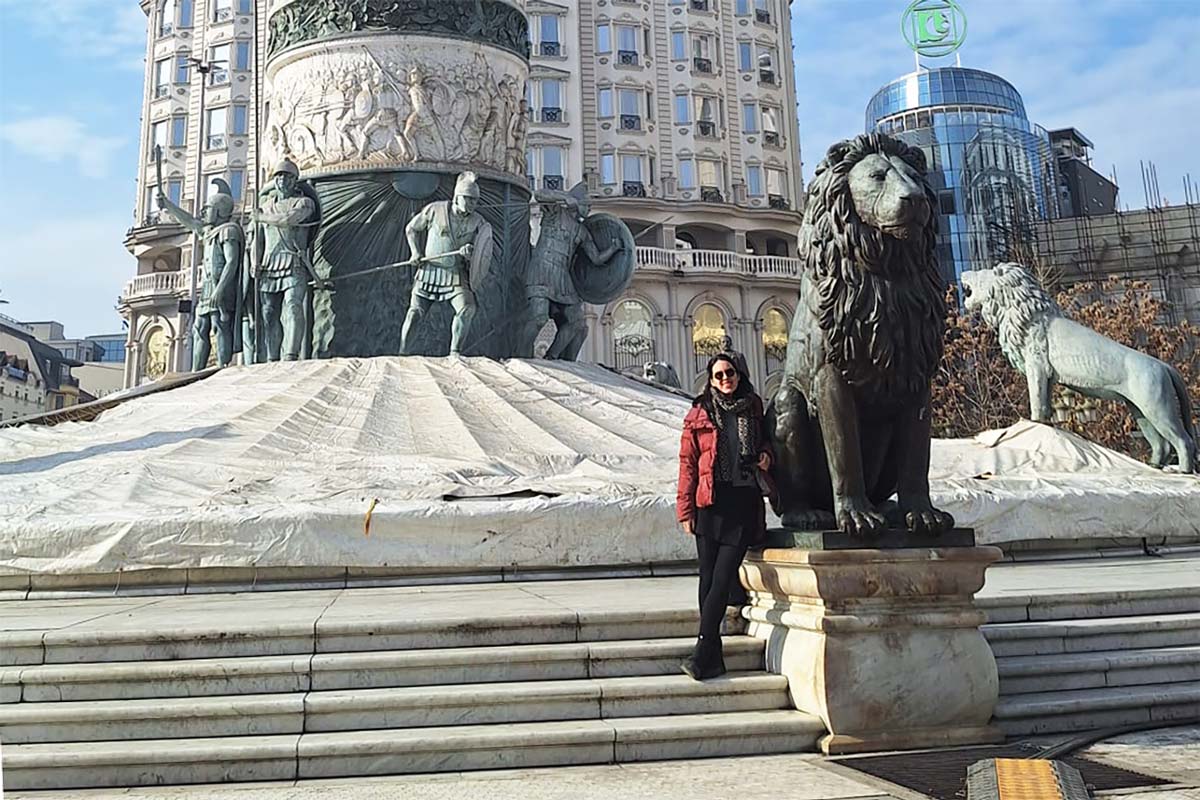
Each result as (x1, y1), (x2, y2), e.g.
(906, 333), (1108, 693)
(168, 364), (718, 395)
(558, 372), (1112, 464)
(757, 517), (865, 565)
(798, 134), (946, 397)
(973, 263), (1061, 374)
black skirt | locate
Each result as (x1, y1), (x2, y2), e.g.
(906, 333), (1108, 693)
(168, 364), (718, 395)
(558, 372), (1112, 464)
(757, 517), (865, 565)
(695, 483), (765, 547)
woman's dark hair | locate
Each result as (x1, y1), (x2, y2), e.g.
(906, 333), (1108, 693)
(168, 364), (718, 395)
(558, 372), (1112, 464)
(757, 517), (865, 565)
(693, 352), (754, 408)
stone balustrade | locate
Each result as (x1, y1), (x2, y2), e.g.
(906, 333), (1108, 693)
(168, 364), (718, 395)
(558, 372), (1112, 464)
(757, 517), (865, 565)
(121, 272), (186, 303)
(635, 246), (800, 278)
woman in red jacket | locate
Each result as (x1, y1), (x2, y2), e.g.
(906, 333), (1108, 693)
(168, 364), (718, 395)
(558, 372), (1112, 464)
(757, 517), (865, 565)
(676, 352), (772, 680)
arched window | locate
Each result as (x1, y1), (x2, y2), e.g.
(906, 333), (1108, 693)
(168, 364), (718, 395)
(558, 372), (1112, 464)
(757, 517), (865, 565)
(691, 303), (726, 373)
(761, 307), (788, 374)
(611, 299), (654, 373)
(143, 327), (169, 382)
(159, 0), (177, 36)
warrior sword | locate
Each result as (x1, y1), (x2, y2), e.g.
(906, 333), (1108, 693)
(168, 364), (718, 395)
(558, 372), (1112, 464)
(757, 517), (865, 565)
(309, 245), (472, 287)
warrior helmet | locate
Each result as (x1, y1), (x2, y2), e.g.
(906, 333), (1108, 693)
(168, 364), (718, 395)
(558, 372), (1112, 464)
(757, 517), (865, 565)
(206, 178), (236, 219)
(272, 158), (300, 179)
(454, 171), (481, 199)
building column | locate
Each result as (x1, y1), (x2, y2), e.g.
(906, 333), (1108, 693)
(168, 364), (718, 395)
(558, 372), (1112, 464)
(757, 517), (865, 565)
(734, 231), (749, 254)
(123, 313), (139, 389)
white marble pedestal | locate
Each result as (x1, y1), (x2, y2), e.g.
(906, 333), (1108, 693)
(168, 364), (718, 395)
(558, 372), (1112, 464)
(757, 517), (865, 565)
(740, 544), (1004, 755)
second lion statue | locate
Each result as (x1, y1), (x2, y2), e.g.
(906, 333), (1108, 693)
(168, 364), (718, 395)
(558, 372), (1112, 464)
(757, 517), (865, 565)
(769, 133), (955, 536)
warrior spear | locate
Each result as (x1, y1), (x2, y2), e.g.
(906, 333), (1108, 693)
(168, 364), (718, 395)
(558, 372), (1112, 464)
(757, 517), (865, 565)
(309, 245), (472, 287)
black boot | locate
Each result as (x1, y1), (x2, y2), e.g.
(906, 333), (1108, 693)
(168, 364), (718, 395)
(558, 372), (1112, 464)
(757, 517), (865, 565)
(680, 635), (726, 681)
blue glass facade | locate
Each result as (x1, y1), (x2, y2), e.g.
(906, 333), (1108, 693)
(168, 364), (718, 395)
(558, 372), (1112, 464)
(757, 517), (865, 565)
(865, 67), (1059, 284)
(86, 335), (128, 364)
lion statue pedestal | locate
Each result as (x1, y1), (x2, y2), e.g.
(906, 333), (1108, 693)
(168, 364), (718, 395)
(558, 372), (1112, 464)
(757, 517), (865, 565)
(747, 134), (1001, 753)
(740, 542), (1005, 754)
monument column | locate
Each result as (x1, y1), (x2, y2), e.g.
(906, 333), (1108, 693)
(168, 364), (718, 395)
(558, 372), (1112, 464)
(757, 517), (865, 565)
(263, 0), (531, 358)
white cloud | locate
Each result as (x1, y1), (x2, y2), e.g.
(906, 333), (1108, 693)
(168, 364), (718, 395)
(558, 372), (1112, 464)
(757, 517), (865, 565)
(0, 214), (134, 336)
(0, 115), (127, 179)
(0, 0), (147, 69)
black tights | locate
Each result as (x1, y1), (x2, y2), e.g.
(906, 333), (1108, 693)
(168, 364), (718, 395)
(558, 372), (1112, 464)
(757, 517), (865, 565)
(695, 535), (749, 640)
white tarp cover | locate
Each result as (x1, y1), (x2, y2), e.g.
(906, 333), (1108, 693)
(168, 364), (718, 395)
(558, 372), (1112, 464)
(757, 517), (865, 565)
(1, 357), (1197, 576)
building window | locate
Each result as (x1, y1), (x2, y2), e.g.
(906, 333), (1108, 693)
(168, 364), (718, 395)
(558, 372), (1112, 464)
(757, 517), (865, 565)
(612, 299), (655, 374)
(175, 55), (190, 84)
(534, 14), (562, 56)
(179, 0), (193, 27)
(738, 42), (753, 72)
(213, 0), (233, 23)
(231, 104), (248, 136)
(542, 147), (565, 190)
(694, 95), (720, 137)
(757, 46), (778, 83)
(674, 94), (690, 124)
(698, 159), (722, 193)
(600, 153), (616, 185)
(767, 167), (788, 208)
(616, 24), (639, 65)
(598, 87), (613, 118)
(150, 120), (169, 158)
(229, 169), (245, 200)
(678, 158), (696, 190)
(534, 78), (564, 122)
(692, 304), (726, 373)
(154, 59), (171, 97)
(939, 190), (957, 215)
(671, 31), (686, 61)
(747, 165), (763, 196)
(621, 154), (644, 195)
(762, 105), (781, 145)
(237, 0), (250, 13)
(597, 23), (611, 54)
(691, 33), (715, 73)
(205, 107), (227, 149)
(209, 45), (231, 84)
(762, 307), (788, 374)
(159, 0), (176, 36)
(170, 116), (187, 147)
(235, 41), (250, 71)
(618, 88), (642, 130)
(742, 102), (758, 133)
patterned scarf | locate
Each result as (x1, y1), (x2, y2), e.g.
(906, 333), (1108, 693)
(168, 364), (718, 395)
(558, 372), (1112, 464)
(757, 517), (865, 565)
(711, 391), (757, 482)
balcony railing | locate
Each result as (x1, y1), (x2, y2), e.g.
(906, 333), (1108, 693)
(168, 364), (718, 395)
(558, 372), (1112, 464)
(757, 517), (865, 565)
(690, 0), (710, 10)
(635, 246), (800, 278)
(620, 114), (642, 131)
(622, 181), (647, 198)
(755, 8), (771, 23)
(539, 41), (562, 56)
(154, 84), (170, 98)
(768, 194), (790, 210)
(209, 68), (230, 86)
(617, 50), (639, 66)
(206, 134), (226, 150)
(696, 120), (717, 138)
(543, 175), (565, 191)
(700, 186), (724, 203)
(214, 6), (233, 21)
(539, 107), (563, 123)
(758, 68), (777, 85)
(121, 271), (187, 303)
(692, 57), (713, 74)
(763, 130), (781, 147)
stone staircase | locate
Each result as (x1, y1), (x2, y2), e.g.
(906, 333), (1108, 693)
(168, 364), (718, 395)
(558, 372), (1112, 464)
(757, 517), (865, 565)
(0, 586), (824, 791)
(981, 589), (1200, 736)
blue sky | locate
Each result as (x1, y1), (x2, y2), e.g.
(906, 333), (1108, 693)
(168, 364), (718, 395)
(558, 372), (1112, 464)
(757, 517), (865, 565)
(1, 0), (1197, 338)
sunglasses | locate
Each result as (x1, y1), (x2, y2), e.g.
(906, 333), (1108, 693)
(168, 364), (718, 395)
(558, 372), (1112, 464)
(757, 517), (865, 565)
(712, 369), (738, 380)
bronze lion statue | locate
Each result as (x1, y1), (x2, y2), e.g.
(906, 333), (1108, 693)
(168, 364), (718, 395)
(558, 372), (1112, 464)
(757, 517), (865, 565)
(768, 134), (955, 536)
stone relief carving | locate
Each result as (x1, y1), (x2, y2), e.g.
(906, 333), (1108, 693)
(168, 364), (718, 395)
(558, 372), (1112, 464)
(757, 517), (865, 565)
(268, 0), (531, 61)
(265, 46), (528, 177)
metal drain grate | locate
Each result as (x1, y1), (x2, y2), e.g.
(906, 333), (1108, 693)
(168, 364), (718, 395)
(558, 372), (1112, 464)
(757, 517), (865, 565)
(835, 744), (1170, 800)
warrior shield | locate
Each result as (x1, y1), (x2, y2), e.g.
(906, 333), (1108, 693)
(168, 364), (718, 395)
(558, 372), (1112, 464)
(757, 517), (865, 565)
(469, 223), (496, 293)
(569, 213), (636, 305)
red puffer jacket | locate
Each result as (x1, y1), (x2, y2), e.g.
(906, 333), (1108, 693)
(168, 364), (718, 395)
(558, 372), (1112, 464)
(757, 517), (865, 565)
(676, 394), (773, 524)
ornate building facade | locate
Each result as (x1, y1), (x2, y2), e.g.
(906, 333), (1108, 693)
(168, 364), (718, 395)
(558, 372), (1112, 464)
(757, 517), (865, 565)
(121, 0), (804, 394)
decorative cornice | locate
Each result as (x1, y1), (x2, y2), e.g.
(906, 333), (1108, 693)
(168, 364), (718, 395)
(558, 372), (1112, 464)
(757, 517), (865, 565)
(268, 0), (531, 61)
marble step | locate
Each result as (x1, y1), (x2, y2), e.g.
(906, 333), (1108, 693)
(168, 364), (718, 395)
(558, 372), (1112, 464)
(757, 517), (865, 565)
(997, 645), (1200, 695)
(993, 680), (1200, 735)
(0, 636), (764, 704)
(0, 709), (826, 791)
(983, 611), (1200, 657)
(1, 606), (700, 666)
(0, 671), (789, 744)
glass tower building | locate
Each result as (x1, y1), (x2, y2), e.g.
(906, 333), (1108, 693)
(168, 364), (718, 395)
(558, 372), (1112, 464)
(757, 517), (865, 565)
(865, 67), (1060, 285)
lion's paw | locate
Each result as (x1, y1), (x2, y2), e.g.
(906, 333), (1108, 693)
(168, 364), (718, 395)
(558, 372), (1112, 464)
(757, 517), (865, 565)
(835, 501), (886, 538)
(904, 508), (955, 534)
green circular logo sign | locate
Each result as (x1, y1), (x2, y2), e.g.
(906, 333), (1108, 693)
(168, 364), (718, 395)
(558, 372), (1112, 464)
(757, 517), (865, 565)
(902, 0), (968, 58)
